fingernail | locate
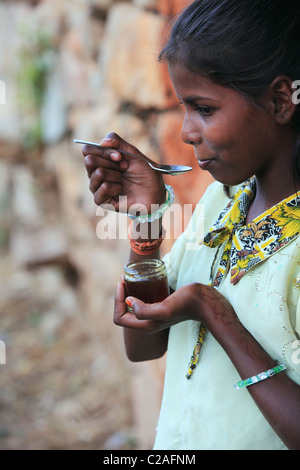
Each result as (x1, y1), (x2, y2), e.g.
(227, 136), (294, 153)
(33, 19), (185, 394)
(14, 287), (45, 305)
(100, 138), (113, 144)
(125, 297), (133, 309)
(110, 152), (120, 159)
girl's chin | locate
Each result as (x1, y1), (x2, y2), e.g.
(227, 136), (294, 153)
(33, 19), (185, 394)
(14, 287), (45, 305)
(212, 175), (251, 188)
(197, 158), (253, 187)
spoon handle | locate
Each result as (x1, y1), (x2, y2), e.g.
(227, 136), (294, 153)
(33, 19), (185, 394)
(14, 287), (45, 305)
(74, 139), (147, 160)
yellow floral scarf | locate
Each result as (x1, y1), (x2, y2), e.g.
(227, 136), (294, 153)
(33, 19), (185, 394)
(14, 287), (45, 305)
(204, 178), (300, 287)
(186, 178), (300, 379)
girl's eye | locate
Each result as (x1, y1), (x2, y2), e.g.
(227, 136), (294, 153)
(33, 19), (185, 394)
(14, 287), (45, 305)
(178, 101), (214, 116)
(196, 106), (213, 116)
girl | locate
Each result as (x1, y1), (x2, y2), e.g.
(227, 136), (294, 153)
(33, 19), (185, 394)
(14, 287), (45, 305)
(83, 0), (300, 450)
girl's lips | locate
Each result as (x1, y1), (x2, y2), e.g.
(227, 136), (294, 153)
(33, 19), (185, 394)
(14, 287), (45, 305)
(198, 159), (213, 170)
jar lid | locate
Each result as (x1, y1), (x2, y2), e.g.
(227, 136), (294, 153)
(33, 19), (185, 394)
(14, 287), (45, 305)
(124, 259), (166, 279)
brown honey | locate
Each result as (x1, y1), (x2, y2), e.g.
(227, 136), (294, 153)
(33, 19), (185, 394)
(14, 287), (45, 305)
(124, 259), (169, 310)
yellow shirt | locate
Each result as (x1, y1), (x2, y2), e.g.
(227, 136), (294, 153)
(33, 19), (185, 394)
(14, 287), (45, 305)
(154, 180), (300, 450)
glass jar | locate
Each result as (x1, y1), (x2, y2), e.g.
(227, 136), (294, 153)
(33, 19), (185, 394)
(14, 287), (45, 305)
(124, 259), (169, 312)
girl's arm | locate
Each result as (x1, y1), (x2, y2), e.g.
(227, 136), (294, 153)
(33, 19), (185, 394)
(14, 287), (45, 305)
(115, 258), (170, 363)
(116, 224), (170, 362)
(84, 133), (169, 361)
(220, 320), (300, 450)
(183, 283), (300, 450)
(122, 320), (169, 362)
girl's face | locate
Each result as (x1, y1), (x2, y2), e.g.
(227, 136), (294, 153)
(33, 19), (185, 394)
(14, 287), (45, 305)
(169, 62), (282, 186)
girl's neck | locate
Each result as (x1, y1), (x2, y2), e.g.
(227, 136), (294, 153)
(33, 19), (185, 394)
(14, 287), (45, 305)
(244, 126), (300, 224)
(245, 169), (300, 225)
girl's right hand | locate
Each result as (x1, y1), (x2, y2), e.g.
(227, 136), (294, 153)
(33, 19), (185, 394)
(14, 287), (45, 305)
(83, 132), (166, 214)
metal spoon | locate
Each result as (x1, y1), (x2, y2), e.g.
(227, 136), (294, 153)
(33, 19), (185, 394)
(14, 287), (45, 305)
(74, 139), (192, 176)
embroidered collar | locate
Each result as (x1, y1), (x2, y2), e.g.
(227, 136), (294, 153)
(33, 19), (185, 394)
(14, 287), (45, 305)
(203, 178), (300, 286)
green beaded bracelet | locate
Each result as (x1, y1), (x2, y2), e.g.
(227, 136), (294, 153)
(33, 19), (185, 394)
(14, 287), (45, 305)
(127, 184), (175, 224)
(233, 363), (287, 391)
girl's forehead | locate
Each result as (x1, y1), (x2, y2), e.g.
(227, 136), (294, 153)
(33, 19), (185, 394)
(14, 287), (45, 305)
(168, 62), (233, 100)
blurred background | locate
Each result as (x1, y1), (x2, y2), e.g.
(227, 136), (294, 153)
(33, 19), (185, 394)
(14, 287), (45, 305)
(0, 0), (213, 450)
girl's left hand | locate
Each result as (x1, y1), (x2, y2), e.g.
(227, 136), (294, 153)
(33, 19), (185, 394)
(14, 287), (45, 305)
(114, 278), (238, 336)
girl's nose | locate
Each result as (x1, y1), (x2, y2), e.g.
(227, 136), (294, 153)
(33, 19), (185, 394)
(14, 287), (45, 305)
(181, 113), (202, 146)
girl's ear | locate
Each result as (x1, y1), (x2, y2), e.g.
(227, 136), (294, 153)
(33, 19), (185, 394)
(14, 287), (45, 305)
(267, 76), (297, 124)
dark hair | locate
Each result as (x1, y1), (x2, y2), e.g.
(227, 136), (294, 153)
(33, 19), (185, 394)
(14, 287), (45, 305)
(159, 0), (300, 183)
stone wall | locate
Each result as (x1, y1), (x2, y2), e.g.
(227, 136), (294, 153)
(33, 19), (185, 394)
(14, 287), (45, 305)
(0, 0), (214, 450)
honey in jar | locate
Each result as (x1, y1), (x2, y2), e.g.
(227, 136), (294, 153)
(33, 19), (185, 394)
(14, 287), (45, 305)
(124, 259), (169, 311)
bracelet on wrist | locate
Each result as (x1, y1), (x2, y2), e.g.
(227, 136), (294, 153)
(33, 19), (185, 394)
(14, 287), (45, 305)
(233, 363), (287, 391)
(127, 184), (174, 224)
(128, 220), (166, 255)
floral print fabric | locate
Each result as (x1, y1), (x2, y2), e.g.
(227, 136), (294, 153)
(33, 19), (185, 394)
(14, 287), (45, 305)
(203, 178), (300, 286)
